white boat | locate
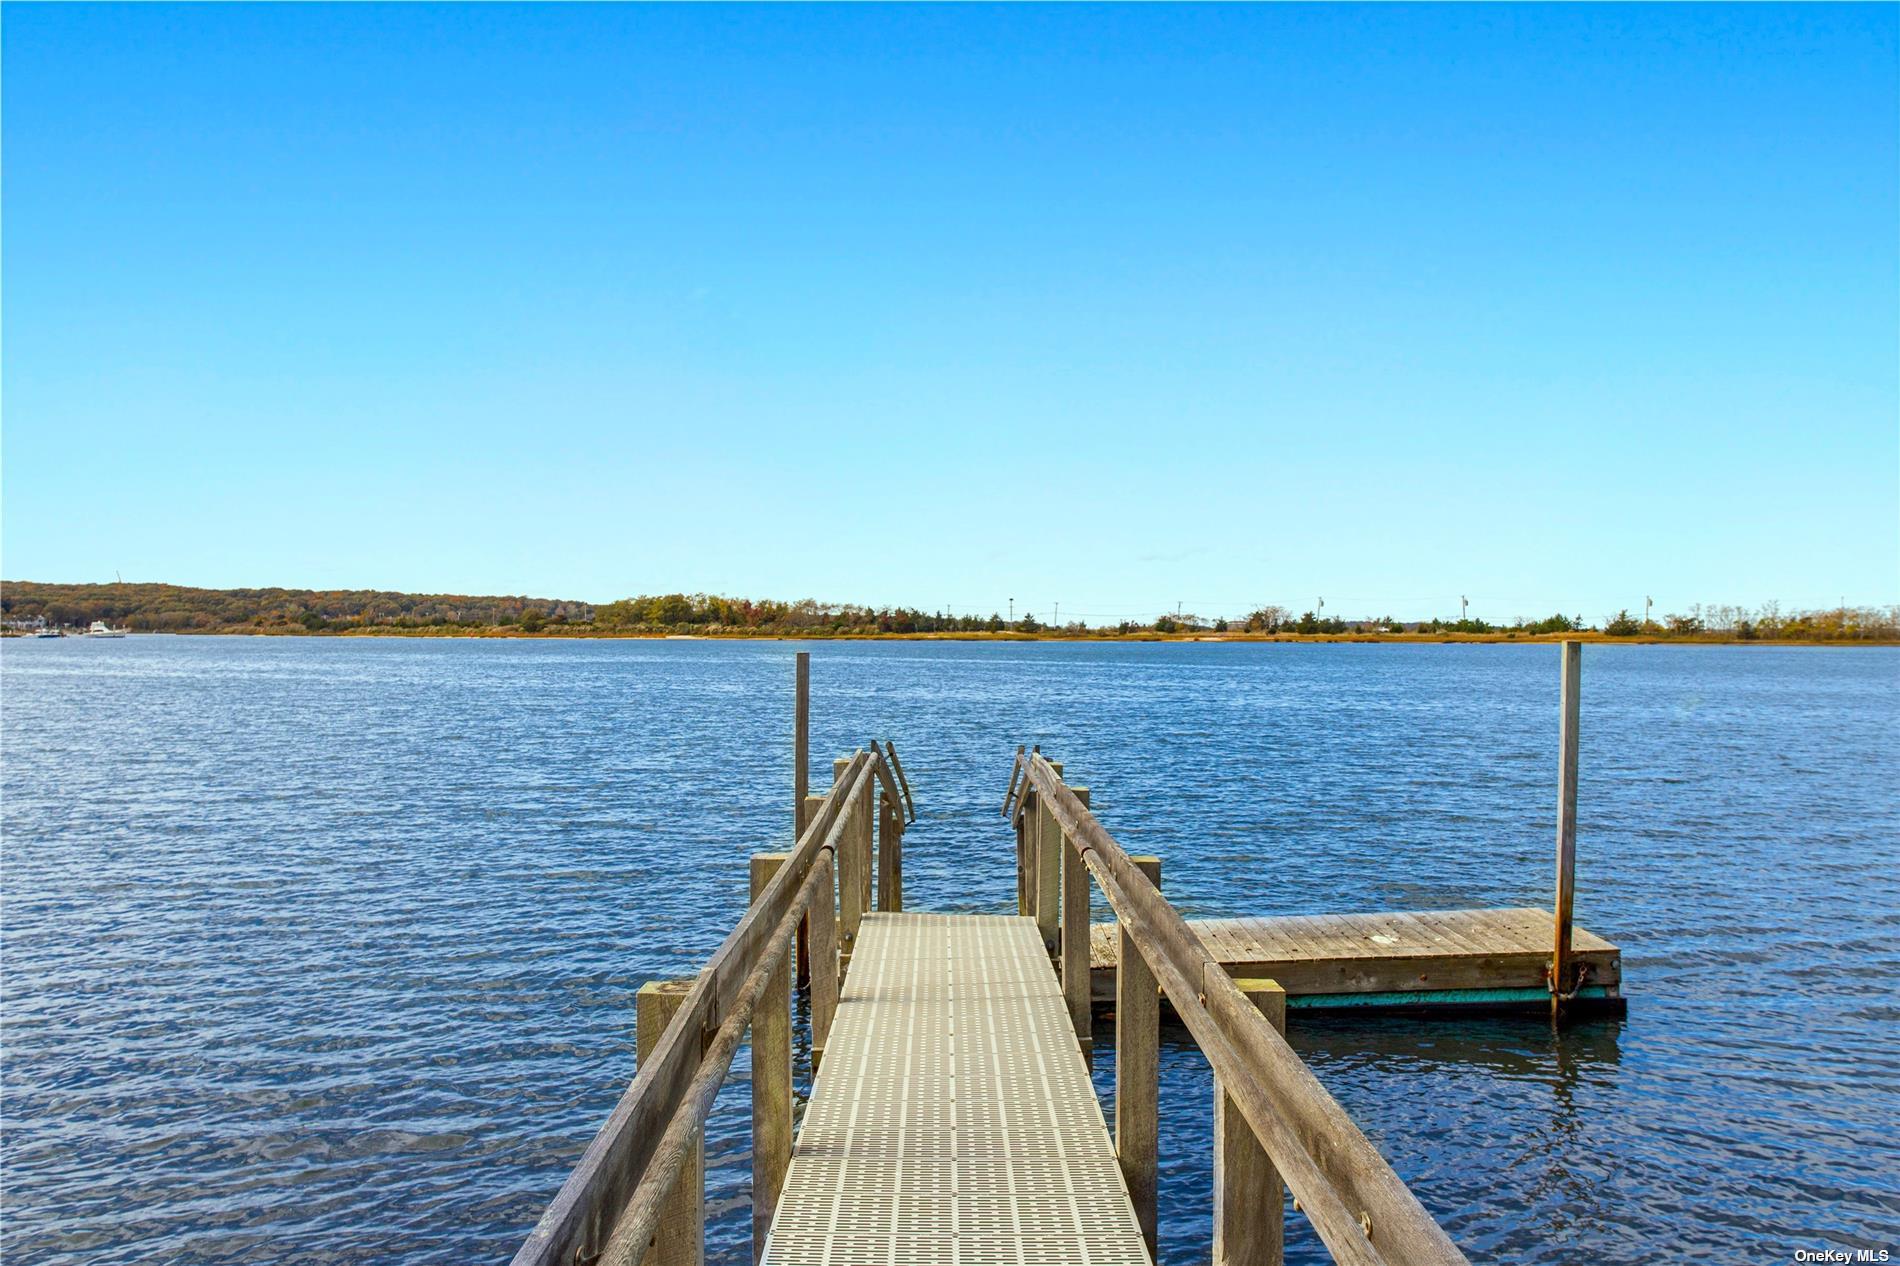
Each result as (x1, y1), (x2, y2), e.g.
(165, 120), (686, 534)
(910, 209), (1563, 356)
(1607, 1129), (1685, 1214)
(32, 626), (62, 638)
(87, 621), (128, 638)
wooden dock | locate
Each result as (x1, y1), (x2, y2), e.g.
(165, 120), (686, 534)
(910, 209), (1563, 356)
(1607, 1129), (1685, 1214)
(1090, 907), (1624, 1011)
(515, 645), (1615, 1266)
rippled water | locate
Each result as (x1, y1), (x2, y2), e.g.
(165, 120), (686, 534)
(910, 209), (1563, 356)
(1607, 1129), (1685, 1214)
(4, 637), (1896, 1264)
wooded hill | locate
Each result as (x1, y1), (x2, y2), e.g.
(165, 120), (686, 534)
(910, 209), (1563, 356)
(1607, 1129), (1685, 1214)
(1, 581), (592, 632)
(3, 581), (1894, 641)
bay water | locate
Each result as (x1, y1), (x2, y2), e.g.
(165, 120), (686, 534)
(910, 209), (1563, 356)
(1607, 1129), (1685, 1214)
(4, 637), (1895, 1263)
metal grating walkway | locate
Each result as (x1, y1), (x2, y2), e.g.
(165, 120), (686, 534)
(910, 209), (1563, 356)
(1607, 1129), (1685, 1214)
(762, 913), (1149, 1266)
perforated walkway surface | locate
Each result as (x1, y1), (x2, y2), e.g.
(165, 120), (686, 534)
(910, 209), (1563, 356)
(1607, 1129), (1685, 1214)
(761, 913), (1149, 1266)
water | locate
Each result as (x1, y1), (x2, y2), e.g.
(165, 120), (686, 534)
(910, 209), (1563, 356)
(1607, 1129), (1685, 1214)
(4, 637), (1896, 1264)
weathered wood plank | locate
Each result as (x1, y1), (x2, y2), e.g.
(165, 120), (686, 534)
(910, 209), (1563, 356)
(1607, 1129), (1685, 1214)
(1216, 978), (1286, 1266)
(857, 786), (872, 912)
(749, 854), (794, 1263)
(793, 654), (809, 837)
(882, 737), (918, 823)
(1034, 765), (1063, 952)
(807, 845), (838, 1072)
(1062, 787), (1094, 1058)
(635, 980), (704, 1266)
(1116, 855), (1162, 1259)
(877, 789), (902, 912)
(1017, 787), (1031, 916)
(793, 654), (811, 988)
(1553, 640), (1583, 1009)
(1089, 907), (1622, 1006)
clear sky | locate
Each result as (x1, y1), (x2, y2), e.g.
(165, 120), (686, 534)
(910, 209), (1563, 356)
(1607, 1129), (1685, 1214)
(4, 3), (1895, 625)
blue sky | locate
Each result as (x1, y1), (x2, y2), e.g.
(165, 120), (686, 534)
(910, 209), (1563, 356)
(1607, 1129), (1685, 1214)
(4, 4), (1895, 624)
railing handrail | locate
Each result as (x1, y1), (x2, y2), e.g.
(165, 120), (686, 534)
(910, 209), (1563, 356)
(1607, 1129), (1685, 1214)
(1001, 744), (1028, 818)
(878, 738), (918, 823)
(1018, 752), (1468, 1266)
(513, 747), (895, 1266)
(867, 740), (912, 824)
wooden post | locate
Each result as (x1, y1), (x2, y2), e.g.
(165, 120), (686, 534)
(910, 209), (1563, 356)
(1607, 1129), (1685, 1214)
(793, 652), (811, 987)
(833, 765), (864, 969)
(749, 853), (794, 1263)
(1034, 762), (1063, 953)
(878, 789), (903, 912)
(636, 979), (704, 1266)
(1062, 787), (1093, 1061)
(858, 779), (874, 913)
(804, 792), (834, 991)
(809, 850), (839, 1072)
(893, 793), (904, 910)
(1016, 789), (1033, 916)
(1214, 977), (1286, 1266)
(834, 758), (871, 917)
(1551, 640), (1582, 1017)
(793, 653), (809, 836)
(1117, 855), (1161, 1258)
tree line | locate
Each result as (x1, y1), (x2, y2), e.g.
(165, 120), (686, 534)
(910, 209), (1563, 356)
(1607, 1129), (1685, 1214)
(3, 581), (1894, 641)
(1229, 602), (1897, 640)
(0, 581), (592, 633)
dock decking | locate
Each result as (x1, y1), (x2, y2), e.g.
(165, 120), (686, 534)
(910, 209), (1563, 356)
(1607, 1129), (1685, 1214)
(764, 912), (1149, 1266)
(1090, 906), (1622, 1008)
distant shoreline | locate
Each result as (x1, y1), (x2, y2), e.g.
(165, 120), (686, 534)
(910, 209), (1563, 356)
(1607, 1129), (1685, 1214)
(7, 581), (1894, 645)
(8, 627), (1891, 647)
(332, 628), (1899, 647)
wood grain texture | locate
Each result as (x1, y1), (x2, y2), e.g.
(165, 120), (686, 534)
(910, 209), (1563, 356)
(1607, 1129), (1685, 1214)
(807, 846), (838, 1072)
(1062, 787), (1094, 1058)
(1553, 640), (1583, 1009)
(877, 791), (902, 912)
(636, 980), (704, 1266)
(1087, 907), (1620, 1002)
(1116, 920), (1158, 1255)
(1216, 979), (1286, 1266)
(749, 855), (794, 1263)
(1035, 791), (1062, 953)
(793, 653), (809, 839)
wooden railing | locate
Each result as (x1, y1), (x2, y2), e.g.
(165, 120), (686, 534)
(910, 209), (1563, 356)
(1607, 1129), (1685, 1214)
(513, 742), (911, 1266)
(1007, 748), (1470, 1266)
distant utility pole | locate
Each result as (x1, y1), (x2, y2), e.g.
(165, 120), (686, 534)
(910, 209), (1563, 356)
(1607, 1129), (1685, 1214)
(1317, 596), (1324, 614)
(1009, 598), (1014, 622)
(1054, 602), (1059, 624)
(1462, 595), (1469, 621)
(1645, 595), (1653, 626)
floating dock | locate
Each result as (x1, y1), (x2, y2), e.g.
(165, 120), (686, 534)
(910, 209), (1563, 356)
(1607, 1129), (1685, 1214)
(1090, 907), (1624, 1012)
